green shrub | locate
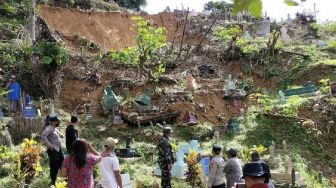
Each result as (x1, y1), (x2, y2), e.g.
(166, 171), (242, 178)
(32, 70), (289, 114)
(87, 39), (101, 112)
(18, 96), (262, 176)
(324, 41), (336, 53)
(34, 40), (68, 69)
(0, 40), (32, 67)
(213, 25), (242, 42)
(311, 22), (336, 37)
(30, 174), (50, 188)
(0, 177), (17, 188)
(0, 3), (17, 15)
(279, 96), (305, 117)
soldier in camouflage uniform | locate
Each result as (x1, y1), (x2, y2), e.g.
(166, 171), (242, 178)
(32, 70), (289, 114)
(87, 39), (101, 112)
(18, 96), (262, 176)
(158, 127), (175, 188)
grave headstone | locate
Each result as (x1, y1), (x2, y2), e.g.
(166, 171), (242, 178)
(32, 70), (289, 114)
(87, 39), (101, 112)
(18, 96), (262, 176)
(121, 173), (132, 188)
(244, 31), (251, 38)
(226, 74), (236, 92)
(84, 103), (93, 120)
(101, 85), (119, 113)
(199, 157), (211, 176)
(252, 20), (271, 37)
(272, 141), (276, 147)
(189, 140), (202, 153)
(179, 143), (190, 154)
(183, 111), (198, 125)
(25, 94), (31, 106)
(213, 130), (219, 141)
(279, 90), (286, 104)
(316, 40), (326, 48)
(227, 117), (240, 134)
(112, 115), (124, 125)
(22, 93), (37, 119)
(153, 164), (162, 176)
(237, 12), (242, 22)
(280, 26), (290, 43)
(285, 156), (292, 174)
(283, 140), (287, 151)
(171, 149), (188, 178)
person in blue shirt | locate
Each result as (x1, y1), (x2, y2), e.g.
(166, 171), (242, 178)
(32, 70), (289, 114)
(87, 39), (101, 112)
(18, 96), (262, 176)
(6, 75), (21, 115)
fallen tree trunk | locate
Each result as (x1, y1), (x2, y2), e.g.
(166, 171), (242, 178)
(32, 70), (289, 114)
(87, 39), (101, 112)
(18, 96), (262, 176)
(275, 49), (310, 58)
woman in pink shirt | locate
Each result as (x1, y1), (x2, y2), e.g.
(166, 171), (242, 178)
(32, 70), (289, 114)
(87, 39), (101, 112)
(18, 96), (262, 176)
(61, 139), (101, 188)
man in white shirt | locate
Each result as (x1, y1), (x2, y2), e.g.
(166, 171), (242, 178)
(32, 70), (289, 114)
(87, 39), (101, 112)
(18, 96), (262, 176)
(99, 137), (123, 188)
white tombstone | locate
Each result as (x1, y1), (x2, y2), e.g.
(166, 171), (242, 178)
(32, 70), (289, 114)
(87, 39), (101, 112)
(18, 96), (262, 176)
(213, 130), (220, 141)
(153, 164), (162, 176)
(237, 12), (243, 22)
(171, 149), (188, 178)
(280, 26), (290, 43)
(121, 173), (132, 188)
(283, 140), (287, 151)
(226, 74), (236, 92)
(244, 31), (251, 38)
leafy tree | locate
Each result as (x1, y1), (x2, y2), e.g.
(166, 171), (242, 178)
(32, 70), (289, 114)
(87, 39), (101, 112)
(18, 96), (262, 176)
(204, 0), (233, 13)
(110, 16), (167, 79)
(230, 0), (301, 18)
(113, 0), (146, 11)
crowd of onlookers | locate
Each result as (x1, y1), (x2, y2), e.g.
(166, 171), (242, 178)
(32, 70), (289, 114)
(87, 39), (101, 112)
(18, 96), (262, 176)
(157, 127), (274, 188)
(6, 75), (273, 188)
(207, 146), (274, 188)
(41, 116), (123, 188)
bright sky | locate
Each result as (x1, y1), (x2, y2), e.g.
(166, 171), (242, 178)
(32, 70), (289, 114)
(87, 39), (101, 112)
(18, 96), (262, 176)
(144, 0), (336, 21)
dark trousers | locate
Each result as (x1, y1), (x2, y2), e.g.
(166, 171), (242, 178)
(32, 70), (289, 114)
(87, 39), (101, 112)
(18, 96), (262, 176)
(47, 149), (64, 185)
(160, 165), (171, 188)
(212, 183), (226, 188)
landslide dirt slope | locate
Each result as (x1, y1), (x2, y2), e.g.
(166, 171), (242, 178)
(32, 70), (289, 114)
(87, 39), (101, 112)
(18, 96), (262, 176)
(38, 6), (184, 52)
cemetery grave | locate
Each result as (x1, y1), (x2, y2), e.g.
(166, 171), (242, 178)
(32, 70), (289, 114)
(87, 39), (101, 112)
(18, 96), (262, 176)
(0, 0), (335, 187)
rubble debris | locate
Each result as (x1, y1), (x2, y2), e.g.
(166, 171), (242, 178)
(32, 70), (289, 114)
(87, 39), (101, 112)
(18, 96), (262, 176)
(198, 65), (216, 78)
(120, 110), (180, 127)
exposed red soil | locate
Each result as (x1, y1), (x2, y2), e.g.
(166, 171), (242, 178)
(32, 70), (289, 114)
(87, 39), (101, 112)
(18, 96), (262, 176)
(294, 63), (331, 85)
(38, 6), (186, 52)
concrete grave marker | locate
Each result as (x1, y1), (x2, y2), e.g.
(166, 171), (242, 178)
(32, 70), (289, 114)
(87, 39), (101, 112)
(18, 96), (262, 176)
(171, 148), (188, 178)
(213, 130), (219, 141)
(285, 156), (292, 174)
(283, 140), (287, 151)
(226, 74), (236, 92)
(280, 26), (290, 43)
(189, 140), (202, 153)
(279, 91), (286, 104)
